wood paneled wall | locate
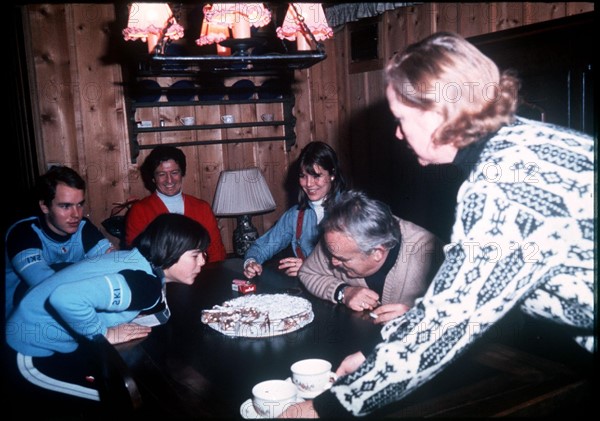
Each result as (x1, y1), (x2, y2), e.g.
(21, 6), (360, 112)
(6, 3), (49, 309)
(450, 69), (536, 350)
(21, 2), (593, 252)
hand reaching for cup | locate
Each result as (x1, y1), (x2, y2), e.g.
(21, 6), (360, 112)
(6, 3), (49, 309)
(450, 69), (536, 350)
(278, 257), (303, 277)
(279, 399), (318, 418)
(335, 351), (366, 377)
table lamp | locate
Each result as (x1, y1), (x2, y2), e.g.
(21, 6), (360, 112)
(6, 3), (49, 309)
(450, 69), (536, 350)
(212, 167), (276, 257)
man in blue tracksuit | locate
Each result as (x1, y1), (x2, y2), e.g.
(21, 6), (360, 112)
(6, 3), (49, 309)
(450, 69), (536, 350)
(4, 166), (113, 317)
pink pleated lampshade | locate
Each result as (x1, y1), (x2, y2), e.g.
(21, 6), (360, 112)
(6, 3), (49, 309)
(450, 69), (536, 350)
(276, 3), (333, 50)
(196, 4), (231, 55)
(204, 3), (271, 39)
(122, 3), (184, 53)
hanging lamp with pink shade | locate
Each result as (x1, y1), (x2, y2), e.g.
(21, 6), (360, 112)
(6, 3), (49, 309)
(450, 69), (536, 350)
(121, 3), (329, 74)
(196, 4), (231, 56)
(122, 3), (184, 54)
(204, 3), (271, 39)
(276, 3), (333, 51)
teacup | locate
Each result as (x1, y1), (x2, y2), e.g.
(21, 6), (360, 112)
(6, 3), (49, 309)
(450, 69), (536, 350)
(291, 359), (336, 395)
(180, 116), (195, 126)
(261, 113), (274, 122)
(252, 379), (297, 418)
(221, 114), (235, 124)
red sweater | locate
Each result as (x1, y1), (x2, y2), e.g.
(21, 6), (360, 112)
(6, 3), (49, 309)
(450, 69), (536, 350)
(125, 192), (226, 262)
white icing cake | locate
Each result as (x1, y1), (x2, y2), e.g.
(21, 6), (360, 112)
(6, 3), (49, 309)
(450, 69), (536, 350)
(201, 294), (314, 337)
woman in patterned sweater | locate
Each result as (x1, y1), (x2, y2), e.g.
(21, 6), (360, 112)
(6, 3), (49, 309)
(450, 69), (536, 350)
(282, 31), (594, 418)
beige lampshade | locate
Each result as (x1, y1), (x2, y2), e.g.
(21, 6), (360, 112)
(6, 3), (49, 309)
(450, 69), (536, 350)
(204, 3), (271, 39)
(212, 168), (276, 216)
(122, 3), (184, 53)
(276, 3), (333, 50)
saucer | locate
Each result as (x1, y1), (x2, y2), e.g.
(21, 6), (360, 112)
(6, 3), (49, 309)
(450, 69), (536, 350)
(240, 397), (304, 419)
(285, 375), (335, 399)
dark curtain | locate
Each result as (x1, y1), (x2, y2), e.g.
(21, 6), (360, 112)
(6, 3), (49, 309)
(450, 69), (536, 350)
(7, 5), (39, 233)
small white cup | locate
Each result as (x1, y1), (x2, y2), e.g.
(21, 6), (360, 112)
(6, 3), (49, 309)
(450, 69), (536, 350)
(180, 116), (195, 126)
(291, 359), (336, 395)
(221, 114), (235, 124)
(252, 379), (297, 418)
(261, 113), (274, 122)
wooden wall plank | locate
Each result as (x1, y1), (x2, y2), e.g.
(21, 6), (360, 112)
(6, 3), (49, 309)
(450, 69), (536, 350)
(434, 3), (460, 33)
(566, 2), (594, 15)
(524, 3), (566, 24)
(331, 26), (352, 182)
(406, 3), (435, 45)
(457, 3), (492, 37)
(69, 4), (129, 227)
(26, 4), (79, 171)
(490, 2), (525, 32)
(383, 6), (409, 61)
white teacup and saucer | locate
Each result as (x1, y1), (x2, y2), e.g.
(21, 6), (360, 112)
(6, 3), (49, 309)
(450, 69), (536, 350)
(240, 379), (304, 419)
(287, 358), (338, 399)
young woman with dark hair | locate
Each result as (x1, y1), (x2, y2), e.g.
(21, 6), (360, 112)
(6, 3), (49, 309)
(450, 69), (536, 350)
(243, 141), (347, 278)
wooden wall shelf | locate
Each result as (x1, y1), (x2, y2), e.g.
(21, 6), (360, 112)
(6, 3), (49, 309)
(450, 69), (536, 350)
(136, 50), (327, 78)
(126, 81), (297, 163)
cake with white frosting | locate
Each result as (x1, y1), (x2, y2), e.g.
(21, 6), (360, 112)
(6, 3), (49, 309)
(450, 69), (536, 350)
(201, 294), (314, 337)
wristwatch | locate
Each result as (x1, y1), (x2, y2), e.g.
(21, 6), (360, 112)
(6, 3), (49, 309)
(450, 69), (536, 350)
(335, 284), (349, 304)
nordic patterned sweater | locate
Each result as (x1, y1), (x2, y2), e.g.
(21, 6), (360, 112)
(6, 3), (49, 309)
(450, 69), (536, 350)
(313, 117), (595, 417)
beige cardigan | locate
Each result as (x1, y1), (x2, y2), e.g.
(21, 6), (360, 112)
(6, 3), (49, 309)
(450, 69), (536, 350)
(298, 218), (444, 306)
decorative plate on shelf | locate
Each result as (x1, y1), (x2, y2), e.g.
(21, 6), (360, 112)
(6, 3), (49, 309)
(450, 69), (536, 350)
(201, 294), (314, 338)
(198, 80), (226, 101)
(258, 78), (284, 99)
(166, 80), (196, 102)
(229, 79), (255, 100)
(133, 79), (161, 102)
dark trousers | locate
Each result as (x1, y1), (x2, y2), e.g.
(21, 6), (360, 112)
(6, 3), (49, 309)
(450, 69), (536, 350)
(3, 345), (103, 419)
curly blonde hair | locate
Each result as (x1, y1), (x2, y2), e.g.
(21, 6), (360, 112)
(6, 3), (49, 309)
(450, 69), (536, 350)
(385, 32), (519, 148)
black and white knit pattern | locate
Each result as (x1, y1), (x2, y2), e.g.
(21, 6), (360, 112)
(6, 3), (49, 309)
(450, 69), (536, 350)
(329, 118), (595, 416)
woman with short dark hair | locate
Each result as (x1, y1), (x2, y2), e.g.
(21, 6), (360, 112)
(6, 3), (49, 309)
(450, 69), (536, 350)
(125, 145), (226, 262)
